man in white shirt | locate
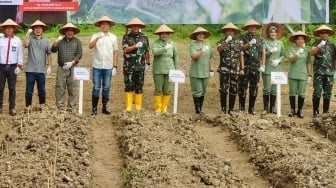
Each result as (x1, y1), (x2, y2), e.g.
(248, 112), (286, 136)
(0, 19), (23, 116)
(88, 15), (118, 115)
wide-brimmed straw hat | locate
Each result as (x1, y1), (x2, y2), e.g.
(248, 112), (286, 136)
(59, 23), (80, 35)
(262, 22), (284, 39)
(313, 25), (335, 37)
(289, 31), (311, 43)
(94, 15), (115, 27)
(30, 20), (48, 31)
(189, 27), (211, 40)
(154, 24), (174, 35)
(220, 22), (240, 33)
(126, 17), (146, 28)
(0, 18), (20, 30)
(243, 19), (261, 30)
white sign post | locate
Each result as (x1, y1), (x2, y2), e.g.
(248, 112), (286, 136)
(169, 70), (185, 113)
(73, 67), (90, 115)
(271, 72), (288, 118)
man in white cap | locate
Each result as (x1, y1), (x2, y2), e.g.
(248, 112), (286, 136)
(0, 18), (23, 116)
(51, 23), (82, 112)
(122, 17), (150, 112)
(88, 15), (118, 115)
(23, 20), (52, 107)
(310, 25), (336, 118)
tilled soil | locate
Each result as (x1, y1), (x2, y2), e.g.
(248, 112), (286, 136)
(0, 36), (336, 187)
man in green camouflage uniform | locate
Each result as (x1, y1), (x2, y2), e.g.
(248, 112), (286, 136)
(238, 19), (265, 115)
(310, 25), (336, 118)
(217, 23), (244, 114)
(122, 17), (150, 111)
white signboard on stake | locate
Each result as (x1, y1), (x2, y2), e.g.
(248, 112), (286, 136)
(271, 72), (288, 118)
(73, 67), (90, 115)
(169, 70), (185, 114)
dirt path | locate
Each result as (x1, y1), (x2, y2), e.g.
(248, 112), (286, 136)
(91, 116), (123, 188)
(195, 124), (270, 187)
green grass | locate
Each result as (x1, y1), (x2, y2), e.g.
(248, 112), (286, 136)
(13, 23), (334, 49)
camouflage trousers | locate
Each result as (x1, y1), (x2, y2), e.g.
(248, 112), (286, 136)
(123, 70), (145, 93)
(219, 72), (239, 95)
(238, 66), (260, 97)
(313, 74), (334, 99)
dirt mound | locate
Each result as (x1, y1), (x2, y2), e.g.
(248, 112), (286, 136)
(0, 105), (92, 187)
(114, 111), (248, 187)
(213, 112), (336, 187)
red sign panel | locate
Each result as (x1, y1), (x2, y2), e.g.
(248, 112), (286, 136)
(19, 2), (78, 11)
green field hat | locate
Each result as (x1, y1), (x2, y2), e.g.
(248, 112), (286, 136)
(59, 23), (80, 35)
(220, 22), (240, 33)
(94, 15), (115, 27)
(313, 25), (335, 37)
(154, 24), (174, 35)
(262, 22), (284, 39)
(30, 20), (48, 31)
(0, 18), (20, 31)
(189, 27), (211, 40)
(126, 17), (146, 28)
(243, 19), (261, 30)
(289, 31), (311, 43)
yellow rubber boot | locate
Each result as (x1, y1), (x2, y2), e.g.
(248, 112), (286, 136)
(125, 92), (133, 111)
(161, 95), (171, 113)
(134, 94), (143, 110)
(154, 95), (162, 113)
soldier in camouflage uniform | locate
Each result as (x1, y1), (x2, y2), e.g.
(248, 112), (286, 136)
(261, 22), (285, 114)
(310, 25), (336, 118)
(122, 17), (150, 111)
(216, 23), (244, 114)
(238, 19), (265, 115)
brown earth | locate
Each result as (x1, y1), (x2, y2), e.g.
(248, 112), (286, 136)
(0, 36), (336, 187)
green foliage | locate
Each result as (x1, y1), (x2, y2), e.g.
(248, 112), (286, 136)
(121, 166), (142, 187)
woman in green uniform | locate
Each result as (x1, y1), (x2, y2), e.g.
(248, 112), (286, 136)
(152, 24), (178, 113)
(261, 22), (285, 114)
(287, 31), (312, 118)
(189, 27), (215, 114)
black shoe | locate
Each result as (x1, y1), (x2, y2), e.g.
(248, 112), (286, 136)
(9, 109), (16, 116)
(91, 108), (97, 116)
(102, 107), (111, 115)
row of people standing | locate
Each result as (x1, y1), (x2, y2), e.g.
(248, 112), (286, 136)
(0, 18), (83, 116)
(0, 16), (334, 118)
(189, 19), (335, 118)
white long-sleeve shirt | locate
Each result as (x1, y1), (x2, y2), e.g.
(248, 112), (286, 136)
(90, 32), (118, 69)
(0, 36), (23, 66)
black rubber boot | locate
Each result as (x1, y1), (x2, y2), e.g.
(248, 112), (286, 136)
(38, 95), (46, 105)
(239, 96), (245, 112)
(248, 95), (256, 115)
(220, 93), (227, 114)
(263, 95), (269, 113)
(25, 96), (32, 107)
(102, 97), (111, 114)
(297, 96), (304, 118)
(228, 95), (236, 114)
(312, 97), (320, 118)
(288, 96), (296, 117)
(91, 96), (99, 115)
(269, 95), (276, 114)
(193, 96), (203, 114)
(199, 95), (205, 114)
(323, 98), (330, 114)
